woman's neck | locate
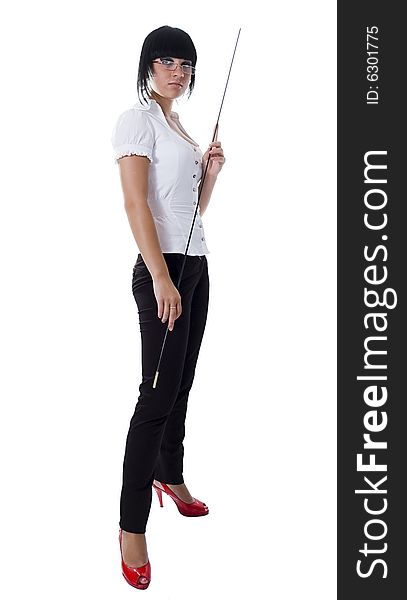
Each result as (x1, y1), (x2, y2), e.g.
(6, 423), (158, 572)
(149, 91), (173, 119)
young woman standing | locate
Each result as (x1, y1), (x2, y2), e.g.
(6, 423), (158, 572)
(111, 25), (225, 589)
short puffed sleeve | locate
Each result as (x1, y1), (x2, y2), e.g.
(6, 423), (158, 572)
(111, 108), (155, 164)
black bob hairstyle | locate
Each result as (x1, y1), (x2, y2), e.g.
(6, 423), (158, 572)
(137, 25), (197, 105)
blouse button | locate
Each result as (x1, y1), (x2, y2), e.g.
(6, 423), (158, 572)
(199, 224), (202, 228)
(193, 201), (196, 205)
(195, 160), (199, 164)
(193, 187), (196, 192)
(201, 237), (205, 241)
(193, 174), (196, 178)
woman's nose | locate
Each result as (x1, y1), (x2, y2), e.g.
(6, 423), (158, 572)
(172, 64), (185, 75)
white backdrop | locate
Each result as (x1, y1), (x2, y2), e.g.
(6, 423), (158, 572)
(0, 1), (336, 598)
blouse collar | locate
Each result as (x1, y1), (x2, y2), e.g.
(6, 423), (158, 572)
(134, 97), (179, 122)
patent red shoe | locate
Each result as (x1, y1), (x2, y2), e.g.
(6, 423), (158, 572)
(153, 480), (209, 517)
(119, 528), (151, 589)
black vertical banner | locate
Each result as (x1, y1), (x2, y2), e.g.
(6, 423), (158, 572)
(338, 1), (406, 598)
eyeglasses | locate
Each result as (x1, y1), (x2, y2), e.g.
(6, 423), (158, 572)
(152, 57), (196, 75)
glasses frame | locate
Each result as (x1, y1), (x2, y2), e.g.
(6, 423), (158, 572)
(152, 57), (196, 75)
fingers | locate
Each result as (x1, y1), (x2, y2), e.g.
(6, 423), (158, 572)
(157, 299), (163, 319)
(168, 303), (181, 331)
(154, 277), (182, 331)
(159, 299), (182, 331)
(208, 142), (223, 157)
(207, 142), (225, 163)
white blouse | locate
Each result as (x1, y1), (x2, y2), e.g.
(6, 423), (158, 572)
(111, 98), (209, 256)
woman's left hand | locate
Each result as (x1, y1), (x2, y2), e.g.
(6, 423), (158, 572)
(202, 126), (226, 177)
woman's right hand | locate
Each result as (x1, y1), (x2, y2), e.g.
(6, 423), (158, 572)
(152, 274), (182, 331)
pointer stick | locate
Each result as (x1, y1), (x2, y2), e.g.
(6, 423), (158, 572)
(153, 27), (242, 389)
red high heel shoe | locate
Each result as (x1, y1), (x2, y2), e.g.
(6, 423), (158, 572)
(152, 480), (209, 517)
(118, 528), (151, 589)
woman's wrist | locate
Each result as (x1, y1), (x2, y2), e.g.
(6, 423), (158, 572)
(201, 172), (218, 183)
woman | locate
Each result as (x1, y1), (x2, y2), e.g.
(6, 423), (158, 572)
(111, 25), (225, 589)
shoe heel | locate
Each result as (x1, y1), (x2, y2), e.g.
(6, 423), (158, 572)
(154, 484), (164, 507)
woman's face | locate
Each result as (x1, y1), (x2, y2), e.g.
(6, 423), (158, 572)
(149, 57), (192, 99)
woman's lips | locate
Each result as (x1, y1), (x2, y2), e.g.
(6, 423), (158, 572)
(169, 83), (182, 87)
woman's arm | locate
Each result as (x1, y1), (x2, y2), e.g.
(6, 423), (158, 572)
(118, 153), (182, 331)
(197, 173), (218, 217)
(198, 140), (225, 215)
(118, 154), (169, 280)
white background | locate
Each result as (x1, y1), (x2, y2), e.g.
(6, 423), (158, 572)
(0, 1), (336, 598)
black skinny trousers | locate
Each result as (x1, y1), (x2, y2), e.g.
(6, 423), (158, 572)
(120, 252), (209, 533)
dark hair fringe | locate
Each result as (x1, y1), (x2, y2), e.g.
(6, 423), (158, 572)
(137, 25), (197, 105)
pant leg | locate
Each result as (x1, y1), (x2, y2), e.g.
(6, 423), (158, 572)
(119, 253), (205, 533)
(154, 256), (209, 484)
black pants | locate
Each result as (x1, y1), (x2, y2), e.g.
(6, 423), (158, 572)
(120, 252), (209, 533)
